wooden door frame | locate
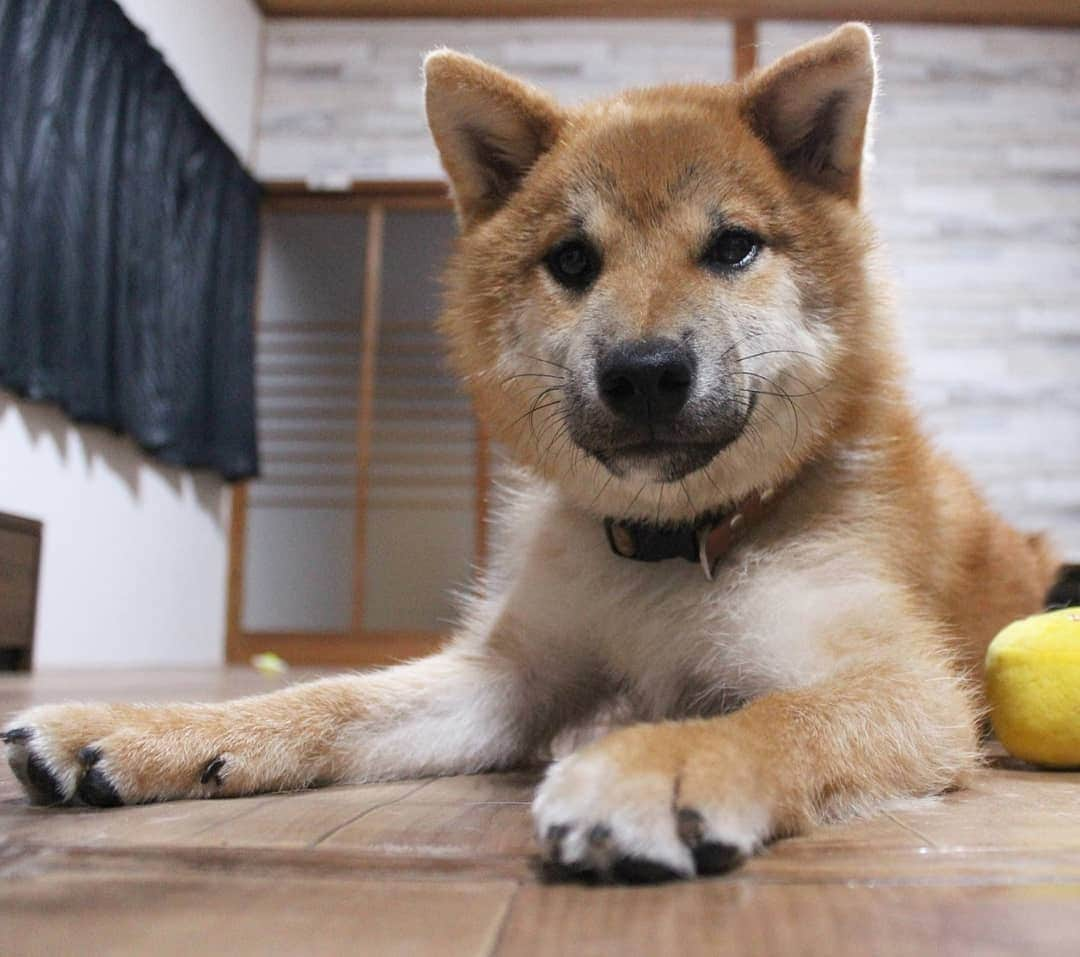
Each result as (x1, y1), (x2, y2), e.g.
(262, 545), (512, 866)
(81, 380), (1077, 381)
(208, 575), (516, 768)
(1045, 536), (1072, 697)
(227, 184), (481, 669)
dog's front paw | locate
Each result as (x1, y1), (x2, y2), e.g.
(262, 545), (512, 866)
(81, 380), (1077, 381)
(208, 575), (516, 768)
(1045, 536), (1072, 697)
(4, 703), (229, 807)
(4, 703), (129, 806)
(532, 724), (768, 883)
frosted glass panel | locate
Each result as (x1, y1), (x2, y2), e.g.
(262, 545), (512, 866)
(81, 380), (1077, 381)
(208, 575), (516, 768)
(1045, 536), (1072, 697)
(244, 508), (355, 631)
(362, 209), (476, 631)
(243, 211), (366, 631)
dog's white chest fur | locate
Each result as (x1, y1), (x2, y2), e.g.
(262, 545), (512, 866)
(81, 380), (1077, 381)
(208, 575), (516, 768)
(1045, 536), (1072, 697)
(474, 480), (854, 722)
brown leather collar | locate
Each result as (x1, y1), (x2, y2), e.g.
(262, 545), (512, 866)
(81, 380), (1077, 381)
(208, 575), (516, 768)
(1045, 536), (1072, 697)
(604, 486), (782, 581)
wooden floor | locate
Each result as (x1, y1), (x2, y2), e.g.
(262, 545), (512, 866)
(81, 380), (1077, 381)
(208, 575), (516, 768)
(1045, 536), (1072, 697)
(3, 669), (1080, 956)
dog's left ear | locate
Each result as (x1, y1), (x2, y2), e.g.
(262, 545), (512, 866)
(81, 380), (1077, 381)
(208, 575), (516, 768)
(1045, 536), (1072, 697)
(743, 23), (876, 202)
(425, 50), (563, 226)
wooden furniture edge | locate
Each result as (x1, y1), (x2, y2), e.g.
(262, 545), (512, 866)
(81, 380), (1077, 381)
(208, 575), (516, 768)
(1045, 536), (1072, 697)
(0, 512), (43, 536)
(0, 511), (42, 669)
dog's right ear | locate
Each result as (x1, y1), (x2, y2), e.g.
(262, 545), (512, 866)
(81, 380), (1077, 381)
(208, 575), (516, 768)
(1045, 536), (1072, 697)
(424, 51), (562, 226)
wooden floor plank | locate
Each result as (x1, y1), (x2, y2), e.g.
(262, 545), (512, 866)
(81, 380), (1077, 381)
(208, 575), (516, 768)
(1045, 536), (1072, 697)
(5, 669), (1080, 956)
(1, 793), (275, 847)
(402, 770), (538, 805)
(172, 781), (428, 849)
(884, 765), (1080, 851)
(1, 873), (516, 957)
(317, 796), (538, 859)
(495, 882), (1080, 957)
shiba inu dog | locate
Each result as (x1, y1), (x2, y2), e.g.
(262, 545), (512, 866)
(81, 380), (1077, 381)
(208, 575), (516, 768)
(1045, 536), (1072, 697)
(4, 24), (1060, 883)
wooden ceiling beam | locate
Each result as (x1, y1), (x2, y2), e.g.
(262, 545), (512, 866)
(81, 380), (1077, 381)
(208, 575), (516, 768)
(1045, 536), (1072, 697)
(254, 1), (1080, 28)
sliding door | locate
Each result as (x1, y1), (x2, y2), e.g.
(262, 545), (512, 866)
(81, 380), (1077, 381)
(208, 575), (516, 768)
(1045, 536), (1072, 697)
(230, 194), (484, 666)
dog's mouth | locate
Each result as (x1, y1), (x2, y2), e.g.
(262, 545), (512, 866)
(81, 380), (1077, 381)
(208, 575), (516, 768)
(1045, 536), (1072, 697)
(577, 393), (757, 482)
(591, 440), (725, 482)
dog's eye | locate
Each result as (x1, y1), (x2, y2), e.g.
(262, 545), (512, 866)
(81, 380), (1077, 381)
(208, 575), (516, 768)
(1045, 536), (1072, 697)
(544, 239), (601, 292)
(704, 229), (760, 272)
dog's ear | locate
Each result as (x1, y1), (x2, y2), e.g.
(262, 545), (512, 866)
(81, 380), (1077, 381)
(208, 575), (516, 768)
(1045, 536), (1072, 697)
(424, 50), (563, 226)
(743, 23), (876, 202)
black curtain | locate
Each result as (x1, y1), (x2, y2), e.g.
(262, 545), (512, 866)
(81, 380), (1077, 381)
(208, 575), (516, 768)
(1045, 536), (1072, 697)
(0, 0), (260, 480)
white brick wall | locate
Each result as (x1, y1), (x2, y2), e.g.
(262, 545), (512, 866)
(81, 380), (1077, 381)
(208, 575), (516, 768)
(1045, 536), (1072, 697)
(257, 19), (1080, 559)
(761, 22), (1080, 558)
(257, 19), (733, 182)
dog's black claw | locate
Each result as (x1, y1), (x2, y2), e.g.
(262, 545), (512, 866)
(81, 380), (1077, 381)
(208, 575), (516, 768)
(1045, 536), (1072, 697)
(676, 807), (705, 845)
(544, 823), (570, 863)
(2, 727), (31, 744)
(25, 751), (65, 806)
(78, 745), (102, 766)
(200, 755), (226, 786)
(611, 856), (683, 884)
(77, 764), (123, 807)
(692, 841), (744, 875)
(587, 823), (613, 846)
(537, 858), (602, 885)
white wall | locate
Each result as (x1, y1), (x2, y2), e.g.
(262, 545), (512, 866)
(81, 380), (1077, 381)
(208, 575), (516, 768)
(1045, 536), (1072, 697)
(0, 0), (263, 667)
(0, 398), (231, 667)
(120, 0), (263, 161)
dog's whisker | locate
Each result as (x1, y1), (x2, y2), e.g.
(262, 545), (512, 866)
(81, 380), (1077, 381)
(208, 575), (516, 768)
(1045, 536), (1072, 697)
(537, 415), (574, 470)
(738, 370), (806, 452)
(534, 406), (569, 452)
(523, 401), (562, 439)
(520, 353), (572, 374)
(624, 480), (650, 515)
(588, 469), (616, 510)
(720, 329), (765, 363)
(735, 348), (818, 364)
(679, 478), (697, 514)
(509, 390), (562, 434)
(500, 371), (565, 385)
(700, 460), (723, 495)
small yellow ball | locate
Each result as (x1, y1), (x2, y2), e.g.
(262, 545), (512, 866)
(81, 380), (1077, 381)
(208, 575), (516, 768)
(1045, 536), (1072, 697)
(985, 608), (1080, 768)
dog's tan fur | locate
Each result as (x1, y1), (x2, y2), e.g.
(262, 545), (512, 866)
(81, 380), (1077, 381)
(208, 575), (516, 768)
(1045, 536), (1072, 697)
(4, 24), (1059, 881)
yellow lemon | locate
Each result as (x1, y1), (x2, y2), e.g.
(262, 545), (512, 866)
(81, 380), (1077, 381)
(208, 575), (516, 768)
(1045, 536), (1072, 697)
(985, 608), (1080, 767)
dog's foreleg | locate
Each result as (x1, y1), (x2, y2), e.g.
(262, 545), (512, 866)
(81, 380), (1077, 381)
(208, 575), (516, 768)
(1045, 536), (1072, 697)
(534, 621), (978, 882)
(4, 645), (553, 806)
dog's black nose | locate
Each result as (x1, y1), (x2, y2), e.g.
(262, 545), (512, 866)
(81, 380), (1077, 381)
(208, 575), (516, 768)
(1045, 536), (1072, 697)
(597, 339), (695, 423)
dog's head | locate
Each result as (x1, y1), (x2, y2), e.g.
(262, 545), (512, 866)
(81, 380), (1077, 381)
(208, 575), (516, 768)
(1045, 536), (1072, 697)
(426, 24), (892, 522)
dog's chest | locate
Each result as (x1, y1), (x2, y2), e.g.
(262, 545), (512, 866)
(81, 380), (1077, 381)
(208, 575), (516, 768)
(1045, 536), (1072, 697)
(500, 497), (825, 712)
